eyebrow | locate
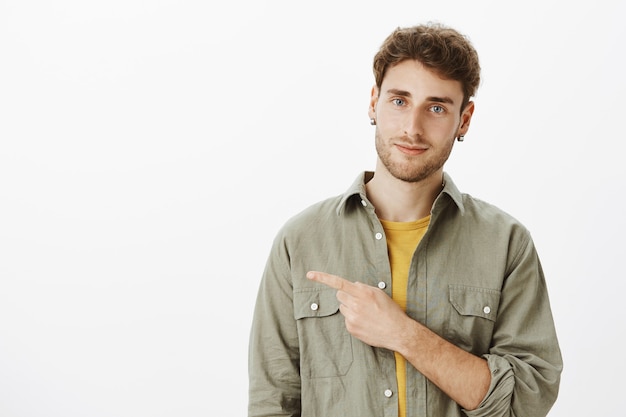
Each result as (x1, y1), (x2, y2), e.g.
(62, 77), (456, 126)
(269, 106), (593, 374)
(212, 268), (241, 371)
(386, 88), (455, 105)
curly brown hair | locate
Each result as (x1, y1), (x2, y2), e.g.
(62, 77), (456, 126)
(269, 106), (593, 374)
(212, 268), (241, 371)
(373, 23), (481, 111)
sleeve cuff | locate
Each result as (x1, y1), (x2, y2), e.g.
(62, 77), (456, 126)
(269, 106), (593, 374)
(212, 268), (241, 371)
(463, 354), (514, 417)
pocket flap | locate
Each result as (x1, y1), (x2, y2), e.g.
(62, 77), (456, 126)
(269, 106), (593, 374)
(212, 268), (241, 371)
(294, 288), (340, 319)
(449, 285), (500, 322)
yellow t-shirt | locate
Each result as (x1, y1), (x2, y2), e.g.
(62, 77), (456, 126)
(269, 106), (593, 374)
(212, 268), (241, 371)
(380, 216), (430, 417)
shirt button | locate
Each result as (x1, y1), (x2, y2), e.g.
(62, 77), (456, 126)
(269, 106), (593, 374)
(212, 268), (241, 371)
(483, 306), (491, 314)
(384, 389), (393, 398)
(310, 303), (319, 311)
(375, 232), (383, 240)
(377, 281), (387, 289)
(361, 199), (368, 207)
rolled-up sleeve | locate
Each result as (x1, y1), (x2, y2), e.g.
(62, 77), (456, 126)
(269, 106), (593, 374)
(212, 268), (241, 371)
(465, 233), (563, 417)
(248, 231), (301, 417)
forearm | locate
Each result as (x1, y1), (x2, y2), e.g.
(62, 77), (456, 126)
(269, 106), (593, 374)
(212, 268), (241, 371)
(394, 317), (491, 411)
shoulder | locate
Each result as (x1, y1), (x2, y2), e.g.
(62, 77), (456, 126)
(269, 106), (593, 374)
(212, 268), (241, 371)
(451, 192), (533, 244)
(441, 174), (530, 237)
(463, 194), (524, 225)
(277, 193), (346, 239)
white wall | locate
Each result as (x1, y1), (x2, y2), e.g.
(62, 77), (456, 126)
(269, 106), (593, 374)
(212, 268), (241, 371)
(1, 1), (624, 416)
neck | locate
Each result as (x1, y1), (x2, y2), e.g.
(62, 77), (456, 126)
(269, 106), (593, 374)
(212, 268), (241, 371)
(365, 167), (444, 222)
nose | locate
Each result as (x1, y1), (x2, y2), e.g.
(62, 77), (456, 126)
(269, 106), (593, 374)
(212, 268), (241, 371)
(404, 109), (423, 140)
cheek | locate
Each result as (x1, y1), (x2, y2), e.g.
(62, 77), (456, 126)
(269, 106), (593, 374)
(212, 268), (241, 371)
(425, 117), (459, 136)
(378, 110), (406, 129)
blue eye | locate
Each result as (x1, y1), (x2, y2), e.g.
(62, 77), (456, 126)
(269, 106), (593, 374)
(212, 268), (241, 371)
(431, 105), (445, 113)
(392, 98), (405, 106)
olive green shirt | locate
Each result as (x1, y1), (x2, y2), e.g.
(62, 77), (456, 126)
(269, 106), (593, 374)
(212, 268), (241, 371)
(248, 172), (562, 417)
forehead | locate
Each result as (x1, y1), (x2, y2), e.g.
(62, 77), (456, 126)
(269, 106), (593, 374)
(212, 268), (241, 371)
(381, 60), (463, 101)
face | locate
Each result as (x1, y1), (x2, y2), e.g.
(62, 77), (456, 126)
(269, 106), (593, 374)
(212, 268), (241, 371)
(368, 59), (474, 183)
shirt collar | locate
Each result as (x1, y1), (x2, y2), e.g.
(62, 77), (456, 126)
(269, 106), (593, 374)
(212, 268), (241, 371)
(336, 171), (465, 216)
(440, 172), (465, 214)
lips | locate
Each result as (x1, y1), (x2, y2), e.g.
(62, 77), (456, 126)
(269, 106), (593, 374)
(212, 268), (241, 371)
(395, 143), (428, 156)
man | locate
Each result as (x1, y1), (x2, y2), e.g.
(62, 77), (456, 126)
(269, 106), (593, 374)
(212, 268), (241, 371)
(248, 22), (562, 417)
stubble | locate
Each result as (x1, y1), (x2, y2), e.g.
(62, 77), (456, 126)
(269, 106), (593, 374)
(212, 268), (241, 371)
(374, 129), (455, 183)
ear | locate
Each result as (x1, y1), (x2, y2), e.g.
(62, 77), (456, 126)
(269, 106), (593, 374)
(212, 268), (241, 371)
(368, 85), (379, 120)
(457, 101), (475, 136)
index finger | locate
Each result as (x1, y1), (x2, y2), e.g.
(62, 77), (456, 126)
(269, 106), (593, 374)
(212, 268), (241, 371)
(306, 271), (355, 292)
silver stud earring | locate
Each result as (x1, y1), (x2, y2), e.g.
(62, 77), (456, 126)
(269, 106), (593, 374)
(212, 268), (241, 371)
(457, 135), (464, 142)
(370, 118), (376, 126)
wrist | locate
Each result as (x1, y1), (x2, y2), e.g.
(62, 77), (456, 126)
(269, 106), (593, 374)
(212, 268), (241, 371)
(393, 316), (422, 357)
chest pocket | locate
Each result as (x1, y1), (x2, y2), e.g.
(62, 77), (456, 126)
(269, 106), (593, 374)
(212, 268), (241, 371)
(445, 284), (501, 355)
(294, 288), (353, 378)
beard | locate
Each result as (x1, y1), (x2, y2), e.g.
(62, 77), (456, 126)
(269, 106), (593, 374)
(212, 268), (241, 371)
(374, 129), (455, 183)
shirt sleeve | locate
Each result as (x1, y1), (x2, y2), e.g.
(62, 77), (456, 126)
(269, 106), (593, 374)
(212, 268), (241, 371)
(248, 231), (302, 417)
(464, 232), (563, 417)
